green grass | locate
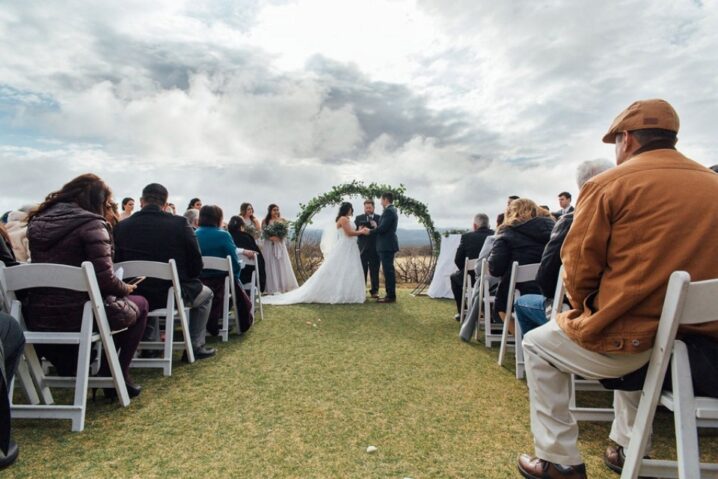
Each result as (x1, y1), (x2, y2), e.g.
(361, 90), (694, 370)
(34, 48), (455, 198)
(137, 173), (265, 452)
(7, 290), (718, 478)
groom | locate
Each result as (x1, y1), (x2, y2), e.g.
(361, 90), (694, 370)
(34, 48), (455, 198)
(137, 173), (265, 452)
(367, 192), (399, 303)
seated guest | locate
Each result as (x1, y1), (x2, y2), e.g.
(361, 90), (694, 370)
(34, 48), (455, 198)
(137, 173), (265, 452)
(514, 159), (613, 335)
(24, 174), (147, 399)
(0, 224), (18, 267)
(518, 99), (718, 478)
(488, 199), (554, 334)
(228, 216), (266, 292)
(195, 205), (254, 335)
(114, 183), (216, 360)
(0, 312), (24, 469)
(183, 208), (199, 229)
(449, 213), (494, 320)
(552, 191), (574, 218)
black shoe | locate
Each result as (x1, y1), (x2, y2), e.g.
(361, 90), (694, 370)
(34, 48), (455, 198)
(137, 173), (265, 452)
(0, 439), (19, 470)
(454, 313), (461, 321)
(102, 381), (142, 401)
(377, 297), (396, 303)
(182, 346), (216, 362)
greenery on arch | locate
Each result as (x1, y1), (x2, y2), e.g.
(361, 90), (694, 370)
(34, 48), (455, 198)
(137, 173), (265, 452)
(292, 180), (442, 251)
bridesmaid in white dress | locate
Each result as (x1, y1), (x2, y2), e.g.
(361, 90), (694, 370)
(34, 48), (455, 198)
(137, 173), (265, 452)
(261, 204), (299, 294)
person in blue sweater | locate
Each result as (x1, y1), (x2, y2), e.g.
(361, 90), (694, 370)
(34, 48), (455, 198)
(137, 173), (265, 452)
(195, 205), (255, 335)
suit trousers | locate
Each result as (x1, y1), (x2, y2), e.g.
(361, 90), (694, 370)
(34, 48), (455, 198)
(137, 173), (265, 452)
(523, 320), (652, 465)
(378, 251), (397, 298)
(361, 250), (381, 294)
(186, 285), (213, 349)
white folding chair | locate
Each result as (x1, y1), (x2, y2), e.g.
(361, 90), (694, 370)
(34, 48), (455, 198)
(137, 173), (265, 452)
(0, 262), (130, 432)
(201, 256), (239, 342)
(550, 268), (614, 422)
(114, 260), (195, 376)
(622, 271), (718, 479)
(459, 258), (478, 325)
(241, 256), (263, 321)
(497, 261), (540, 379)
(476, 259), (502, 347)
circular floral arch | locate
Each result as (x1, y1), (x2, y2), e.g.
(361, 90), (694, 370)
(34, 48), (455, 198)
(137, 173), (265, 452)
(292, 181), (441, 295)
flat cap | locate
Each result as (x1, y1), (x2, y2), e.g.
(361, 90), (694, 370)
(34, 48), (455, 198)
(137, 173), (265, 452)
(602, 99), (679, 144)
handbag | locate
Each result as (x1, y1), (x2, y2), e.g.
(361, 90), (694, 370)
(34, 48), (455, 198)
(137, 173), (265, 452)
(103, 296), (139, 330)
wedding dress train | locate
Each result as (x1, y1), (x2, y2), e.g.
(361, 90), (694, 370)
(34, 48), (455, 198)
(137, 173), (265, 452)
(263, 226), (366, 305)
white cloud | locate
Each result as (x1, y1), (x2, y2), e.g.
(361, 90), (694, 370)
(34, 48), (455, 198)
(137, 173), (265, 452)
(1, 0), (717, 228)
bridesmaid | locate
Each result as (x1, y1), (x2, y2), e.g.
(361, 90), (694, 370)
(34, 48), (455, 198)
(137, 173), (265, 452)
(239, 203), (262, 240)
(261, 204), (298, 294)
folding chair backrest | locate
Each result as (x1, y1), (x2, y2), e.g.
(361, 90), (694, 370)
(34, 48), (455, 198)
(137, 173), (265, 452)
(202, 256), (231, 273)
(114, 260), (175, 281)
(466, 258), (478, 273)
(505, 261), (541, 312)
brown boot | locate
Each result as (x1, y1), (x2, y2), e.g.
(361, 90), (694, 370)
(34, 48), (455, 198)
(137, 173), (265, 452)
(603, 445), (655, 478)
(517, 454), (587, 479)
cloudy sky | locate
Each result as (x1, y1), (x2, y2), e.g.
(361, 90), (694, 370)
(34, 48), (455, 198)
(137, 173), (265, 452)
(1, 0), (717, 228)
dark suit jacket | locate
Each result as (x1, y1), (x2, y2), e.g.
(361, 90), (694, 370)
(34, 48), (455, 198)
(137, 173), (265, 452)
(355, 213), (381, 255)
(371, 205), (399, 253)
(552, 205), (574, 218)
(453, 227), (495, 271)
(536, 213), (572, 299)
(113, 204), (204, 310)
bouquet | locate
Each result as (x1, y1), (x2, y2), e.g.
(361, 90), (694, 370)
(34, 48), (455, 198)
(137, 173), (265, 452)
(262, 220), (289, 241)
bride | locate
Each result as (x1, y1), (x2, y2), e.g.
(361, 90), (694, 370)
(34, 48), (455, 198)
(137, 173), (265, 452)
(263, 202), (369, 305)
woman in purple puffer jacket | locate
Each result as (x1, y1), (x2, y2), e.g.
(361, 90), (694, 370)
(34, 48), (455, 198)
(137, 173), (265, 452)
(25, 174), (147, 399)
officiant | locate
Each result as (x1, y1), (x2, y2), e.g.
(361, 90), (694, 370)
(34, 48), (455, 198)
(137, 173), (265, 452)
(355, 199), (381, 298)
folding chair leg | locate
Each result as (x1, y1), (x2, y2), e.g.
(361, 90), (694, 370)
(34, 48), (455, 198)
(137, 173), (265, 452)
(71, 318), (94, 432)
(221, 278), (230, 342)
(515, 321), (525, 379)
(498, 316), (511, 367)
(23, 344), (54, 405)
(14, 359), (40, 405)
(163, 310), (175, 376)
(179, 307), (194, 363)
(671, 343), (701, 479)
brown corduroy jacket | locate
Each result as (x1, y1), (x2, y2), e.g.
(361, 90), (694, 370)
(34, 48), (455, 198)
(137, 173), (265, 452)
(558, 145), (718, 353)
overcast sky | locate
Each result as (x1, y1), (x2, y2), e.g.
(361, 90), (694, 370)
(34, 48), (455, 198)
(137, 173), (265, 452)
(1, 0), (717, 228)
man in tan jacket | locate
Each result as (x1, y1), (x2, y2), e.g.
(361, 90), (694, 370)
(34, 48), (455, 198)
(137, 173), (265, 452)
(518, 99), (718, 479)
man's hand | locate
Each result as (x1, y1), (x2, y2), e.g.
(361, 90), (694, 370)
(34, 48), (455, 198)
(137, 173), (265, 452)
(126, 283), (138, 293)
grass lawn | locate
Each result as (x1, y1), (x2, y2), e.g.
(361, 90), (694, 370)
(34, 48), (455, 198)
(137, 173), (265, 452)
(7, 289), (718, 478)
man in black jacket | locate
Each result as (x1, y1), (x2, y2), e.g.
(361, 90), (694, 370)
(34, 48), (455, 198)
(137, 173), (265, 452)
(514, 160), (613, 335)
(369, 192), (399, 303)
(0, 312), (24, 469)
(355, 199), (381, 298)
(114, 183), (216, 360)
(449, 214), (494, 318)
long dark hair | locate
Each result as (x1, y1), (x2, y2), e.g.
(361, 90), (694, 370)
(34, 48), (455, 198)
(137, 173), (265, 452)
(27, 173), (113, 222)
(240, 202), (254, 218)
(263, 204), (279, 227)
(227, 215), (245, 237)
(187, 198), (201, 210)
(335, 202), (354, 222)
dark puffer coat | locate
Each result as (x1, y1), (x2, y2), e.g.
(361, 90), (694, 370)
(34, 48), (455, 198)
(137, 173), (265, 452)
(488, 216), (555, 315)
(24, 203), (130, 331)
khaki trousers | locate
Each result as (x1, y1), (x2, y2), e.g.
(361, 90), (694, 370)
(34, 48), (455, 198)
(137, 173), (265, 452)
(522, 320), (653, 465)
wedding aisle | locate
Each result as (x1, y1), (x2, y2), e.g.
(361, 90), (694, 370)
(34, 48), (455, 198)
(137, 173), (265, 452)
(8, 290), (716, 478)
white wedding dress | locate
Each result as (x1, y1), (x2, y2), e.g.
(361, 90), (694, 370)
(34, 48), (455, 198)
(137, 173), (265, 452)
(263, 224), (366, 305)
